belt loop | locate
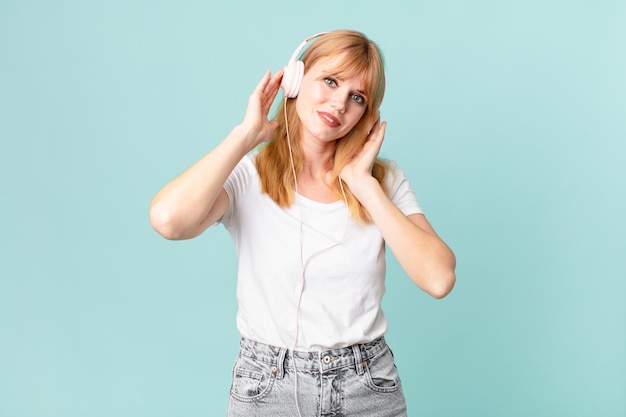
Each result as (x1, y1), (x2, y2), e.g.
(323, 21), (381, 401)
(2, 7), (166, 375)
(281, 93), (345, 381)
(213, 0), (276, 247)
(352, 344), (364, 376)
(275, 347), (287, 379)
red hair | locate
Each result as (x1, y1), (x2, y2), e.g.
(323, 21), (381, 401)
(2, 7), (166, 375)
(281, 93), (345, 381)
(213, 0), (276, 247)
(256, 30), (388, 223)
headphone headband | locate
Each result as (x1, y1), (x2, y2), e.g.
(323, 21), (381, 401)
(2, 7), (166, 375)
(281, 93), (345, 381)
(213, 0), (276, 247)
(286, 32), (328, 64)
(281, 32), (329, 98)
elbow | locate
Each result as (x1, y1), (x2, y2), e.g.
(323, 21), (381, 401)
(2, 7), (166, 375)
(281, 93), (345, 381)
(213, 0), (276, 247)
(413, 264), (456, 299)
(149, 202), (185, 240)
(427, 250), (456, 299)
(427, 272), (456, 299)
(410, 252), (456, 299)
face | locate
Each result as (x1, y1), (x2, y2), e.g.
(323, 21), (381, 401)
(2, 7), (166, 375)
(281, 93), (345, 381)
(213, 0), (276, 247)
(295, 54), (368, 146)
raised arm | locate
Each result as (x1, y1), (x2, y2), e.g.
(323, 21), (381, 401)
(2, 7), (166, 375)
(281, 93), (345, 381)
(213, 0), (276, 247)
(340, 118), (456, 298)
(149, 70), (283, 240)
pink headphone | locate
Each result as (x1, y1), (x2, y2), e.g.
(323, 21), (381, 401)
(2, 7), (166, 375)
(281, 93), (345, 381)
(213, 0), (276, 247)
(281, 32), (328, 98)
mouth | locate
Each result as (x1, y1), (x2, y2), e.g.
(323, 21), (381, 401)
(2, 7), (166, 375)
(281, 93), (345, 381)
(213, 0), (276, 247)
(318, 111), (341, 127)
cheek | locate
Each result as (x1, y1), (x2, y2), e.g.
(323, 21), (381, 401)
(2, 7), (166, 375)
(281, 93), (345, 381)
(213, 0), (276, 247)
(345, 108), (367, 130)
(296, 78), (319, 106)
(296, 83), (327, 119)
(307, 82), (327, 103)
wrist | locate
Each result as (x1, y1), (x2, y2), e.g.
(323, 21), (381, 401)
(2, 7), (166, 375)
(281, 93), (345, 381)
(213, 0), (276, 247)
(230, 124), (262, 153)
(346, 176), (381, 203)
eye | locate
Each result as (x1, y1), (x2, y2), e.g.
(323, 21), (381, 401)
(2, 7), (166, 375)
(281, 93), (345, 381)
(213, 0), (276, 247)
(351, 93), (366, 105)
(324, 77), (337, 87)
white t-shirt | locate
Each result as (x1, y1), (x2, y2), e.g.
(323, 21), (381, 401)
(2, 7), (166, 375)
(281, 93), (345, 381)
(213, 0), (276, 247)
(220, 153), (422, 351)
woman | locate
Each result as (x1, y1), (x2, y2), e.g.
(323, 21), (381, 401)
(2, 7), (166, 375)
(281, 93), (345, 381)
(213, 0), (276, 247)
(150, 30), (456, 416)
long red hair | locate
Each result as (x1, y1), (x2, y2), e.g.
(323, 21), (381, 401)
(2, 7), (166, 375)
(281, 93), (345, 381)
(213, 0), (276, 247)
(256, 30), (388, 223)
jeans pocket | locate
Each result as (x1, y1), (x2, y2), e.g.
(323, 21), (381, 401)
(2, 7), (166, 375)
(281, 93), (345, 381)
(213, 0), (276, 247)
(229, 355), (276, 402)
(364, 347), (402, 393)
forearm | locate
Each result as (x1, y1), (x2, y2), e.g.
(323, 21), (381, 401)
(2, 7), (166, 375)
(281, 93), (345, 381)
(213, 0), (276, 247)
(354, 178), (456, 298)
(149, 125), (255, 240)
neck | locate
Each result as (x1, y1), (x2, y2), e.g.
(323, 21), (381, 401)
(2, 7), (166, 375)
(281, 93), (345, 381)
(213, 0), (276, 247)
(299, 139), (336, 179)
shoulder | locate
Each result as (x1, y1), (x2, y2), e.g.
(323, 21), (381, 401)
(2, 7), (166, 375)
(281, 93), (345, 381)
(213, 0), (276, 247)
(242, 152), (259, 171)
(379, 158), (423, 214)
(232, 153), (259, 179)
(224, 153), (260, 196)
(379, 158), (408, 189)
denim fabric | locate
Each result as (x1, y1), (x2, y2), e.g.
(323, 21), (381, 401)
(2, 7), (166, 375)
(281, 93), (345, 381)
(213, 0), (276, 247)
(227, 336), (407, 416)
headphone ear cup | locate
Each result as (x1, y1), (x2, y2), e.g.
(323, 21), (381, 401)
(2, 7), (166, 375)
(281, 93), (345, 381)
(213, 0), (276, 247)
(281, 60), (304, 98)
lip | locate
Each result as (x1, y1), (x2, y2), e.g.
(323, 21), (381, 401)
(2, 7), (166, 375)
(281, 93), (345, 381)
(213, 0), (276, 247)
(317, 111), (341, 127)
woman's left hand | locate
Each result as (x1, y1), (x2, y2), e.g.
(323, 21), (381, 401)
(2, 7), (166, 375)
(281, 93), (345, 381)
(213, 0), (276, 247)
(340, 115), (456, 299)
(339, 115), (386, 197)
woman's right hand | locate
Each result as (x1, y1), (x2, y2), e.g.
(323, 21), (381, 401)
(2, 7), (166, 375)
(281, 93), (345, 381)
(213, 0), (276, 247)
(149, 70), (284, 240)
(239, 70), (284, 148)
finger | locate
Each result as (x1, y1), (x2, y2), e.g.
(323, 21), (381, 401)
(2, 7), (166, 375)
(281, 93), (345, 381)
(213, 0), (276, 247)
(267, 73), (284, 102)
(376, 122), (387, 140)
(253, 71), (272, 96)
(260, 70), (283, 102)
(368, 119), (386, 143)
(367, 114), (382, 137)
(266, 70), (284, 92)
(375, 121), (387, 145)
(365, 121), (386, 156)
(368, 110), (381, 133)
(259, 70), (284, 110)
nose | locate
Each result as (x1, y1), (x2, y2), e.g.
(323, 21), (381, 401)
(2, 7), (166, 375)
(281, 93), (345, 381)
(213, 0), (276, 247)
(330, 91), (346, 114)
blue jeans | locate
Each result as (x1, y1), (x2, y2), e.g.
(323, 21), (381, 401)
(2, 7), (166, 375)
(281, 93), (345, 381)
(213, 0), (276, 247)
(227, 336), (408, 416)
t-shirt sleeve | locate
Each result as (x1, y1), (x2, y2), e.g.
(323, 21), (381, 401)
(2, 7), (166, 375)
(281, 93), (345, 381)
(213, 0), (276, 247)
(219, 154), (255, 226)
(385, 160), (423, 216)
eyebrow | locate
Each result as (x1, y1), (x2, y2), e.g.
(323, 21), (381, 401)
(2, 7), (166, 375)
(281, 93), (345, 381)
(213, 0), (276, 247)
(332, 75), (367, 97)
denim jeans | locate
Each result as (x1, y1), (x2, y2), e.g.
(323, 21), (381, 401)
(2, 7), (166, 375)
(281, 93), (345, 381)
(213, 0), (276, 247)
(227, 336), (408, 416)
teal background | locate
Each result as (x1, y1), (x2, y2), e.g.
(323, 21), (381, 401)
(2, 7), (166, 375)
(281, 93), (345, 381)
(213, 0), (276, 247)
(1, 0), (624, 416)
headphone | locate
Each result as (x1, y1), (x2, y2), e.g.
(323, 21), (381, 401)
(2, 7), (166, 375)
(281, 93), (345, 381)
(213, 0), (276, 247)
(279, 31), (350, 417)
(281, 32), (328, 98)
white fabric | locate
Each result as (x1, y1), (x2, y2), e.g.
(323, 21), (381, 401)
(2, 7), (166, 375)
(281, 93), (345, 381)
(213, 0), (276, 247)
(220, 154), (422, 351)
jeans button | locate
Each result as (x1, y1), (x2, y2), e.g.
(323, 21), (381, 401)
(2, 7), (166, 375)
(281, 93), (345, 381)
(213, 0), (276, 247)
(322, 355), (331, 364)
